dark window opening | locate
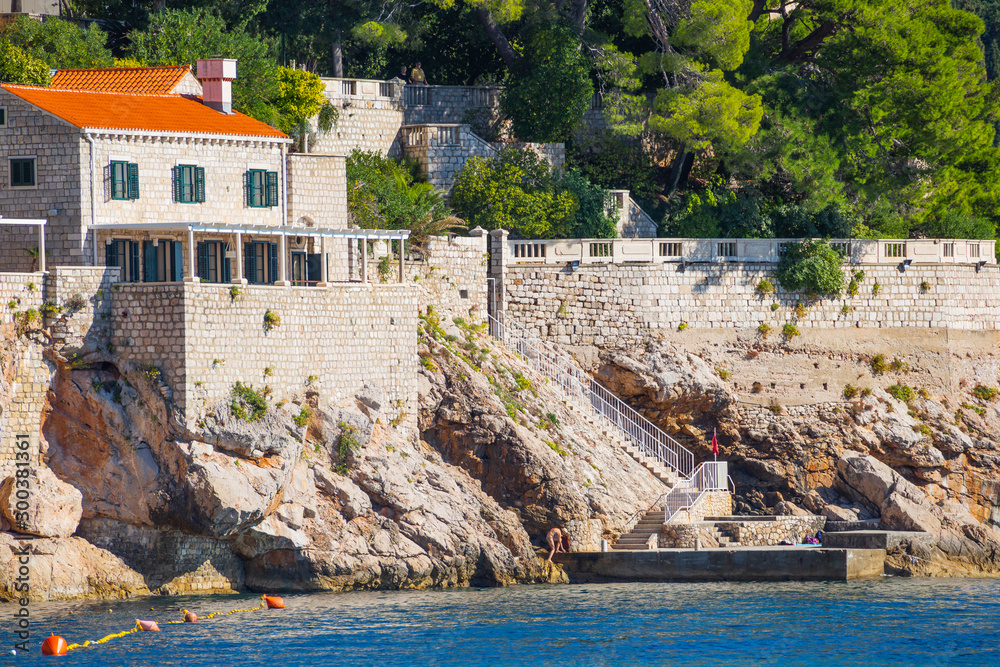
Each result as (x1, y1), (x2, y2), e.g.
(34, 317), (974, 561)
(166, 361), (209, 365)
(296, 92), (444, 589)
(11, 158), (35, 187)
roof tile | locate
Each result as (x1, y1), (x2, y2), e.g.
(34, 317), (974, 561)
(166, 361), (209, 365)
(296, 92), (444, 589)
(51, 66), (192, 94)
(1, 84), (288, 140)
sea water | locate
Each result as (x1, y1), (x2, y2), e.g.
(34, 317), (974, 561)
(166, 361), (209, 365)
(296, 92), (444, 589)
(4, 579), (999, 665)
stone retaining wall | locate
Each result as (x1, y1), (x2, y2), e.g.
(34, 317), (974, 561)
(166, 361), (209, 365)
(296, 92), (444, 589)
(110, 282), (418, 431)
(714, 516), (826, 547)
(78, 518), (243, 593)
(407, 232), (488, 321)
(0, 273), (44, 326)
(497, 261), (1000, 348)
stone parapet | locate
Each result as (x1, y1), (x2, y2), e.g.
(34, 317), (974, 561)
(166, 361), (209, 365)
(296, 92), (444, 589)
(713, 516), (827, 547)
(407, 233), (488, 320)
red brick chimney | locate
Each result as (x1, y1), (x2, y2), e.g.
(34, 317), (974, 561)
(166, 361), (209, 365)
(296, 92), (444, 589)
(196, 58), (237, 114)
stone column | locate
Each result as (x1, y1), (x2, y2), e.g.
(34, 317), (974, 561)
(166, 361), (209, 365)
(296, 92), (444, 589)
(38, 222), (46, 273)
(398, 239), (405, 283)
(488, 228), (509, 315)
(184, 227), (198, 282)
(232, 231), (247, 284)
(361, 239), (368, 283)
(318, 236), (329, 286)
(275, 233), (290, 286)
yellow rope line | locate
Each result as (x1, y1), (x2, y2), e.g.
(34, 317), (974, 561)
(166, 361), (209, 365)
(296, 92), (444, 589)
(65, 600), (269, 652)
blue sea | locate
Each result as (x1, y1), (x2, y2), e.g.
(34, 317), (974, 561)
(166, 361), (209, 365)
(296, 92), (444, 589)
(3, 579), (999, 665)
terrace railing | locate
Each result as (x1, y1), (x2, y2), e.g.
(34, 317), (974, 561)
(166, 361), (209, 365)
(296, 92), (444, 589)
(487, 309), (695, 477)
(663, 461), (728, 523)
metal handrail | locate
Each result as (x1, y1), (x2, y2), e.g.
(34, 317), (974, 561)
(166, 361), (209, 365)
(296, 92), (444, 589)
(486, 310), (695, 476)
(663, 462), (728, 523)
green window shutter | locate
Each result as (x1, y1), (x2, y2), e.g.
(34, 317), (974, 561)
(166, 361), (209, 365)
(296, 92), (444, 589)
(105, 240), (118, 268)
(197, 241), (209, 280)
(266, 171), (279, 207)
(222, 243), (232, 283)
(268, 243), (279, 284)
(128, 163), (139, 200)
(129, 242), (141, 283)
(143, 240), (156, 282)
(244, 242), (256, 284)
(171, 241), (183, 282)
(244, 170), (252, 207)
(172, 166), (181, 202)
(195, 167), (206, 203)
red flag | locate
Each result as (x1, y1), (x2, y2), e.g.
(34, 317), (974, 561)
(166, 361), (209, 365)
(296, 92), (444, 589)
(711, 429), (719, 456)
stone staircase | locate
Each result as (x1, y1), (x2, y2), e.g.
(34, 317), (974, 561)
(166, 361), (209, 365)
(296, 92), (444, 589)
(703, 524), (740, 548)
(611, 508), (665, 550)
(570, 404), (677, 487)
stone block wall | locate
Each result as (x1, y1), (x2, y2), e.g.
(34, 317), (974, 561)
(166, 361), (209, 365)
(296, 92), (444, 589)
(78, 519), (243, 593)
(286, 153), (348, 227)
(714, 516), (826, 547)
(408, 233), (488, 321)
(498, 262), (1000, 348)
(401, 125), (498, 191)
(0, 91), (85, 271)
(45, 266), (118, 353)
(110, 282), (418, 430)
(403, 86), (501, 125)
(0, 345), (50, 480)
(0, 272), (44, 326)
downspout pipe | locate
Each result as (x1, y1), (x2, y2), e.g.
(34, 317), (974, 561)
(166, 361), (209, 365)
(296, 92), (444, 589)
(281, 143), (288, 226)
(84, 131), (97, 265)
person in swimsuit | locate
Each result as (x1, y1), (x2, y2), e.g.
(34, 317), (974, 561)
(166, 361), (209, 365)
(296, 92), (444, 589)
(547, 526), (568, 562)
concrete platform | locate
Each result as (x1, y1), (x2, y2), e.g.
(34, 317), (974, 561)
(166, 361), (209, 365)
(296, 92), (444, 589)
(556, 546), (886, 582)
(821, 530), (932, 550)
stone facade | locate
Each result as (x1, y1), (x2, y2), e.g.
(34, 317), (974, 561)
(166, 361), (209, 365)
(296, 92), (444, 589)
(407, 232), (489, 320)
(0, 91), (85, 271)
(109, 282), (418, 430)
(712, 516), (827, 547)
(78, 518), (243, 593)
(286, 153), (348, 228)
(313, 78), (404, 156)
(0, 272), (44, 326)
(400, 125), (498, 191)
(496, 261), (1000, 348)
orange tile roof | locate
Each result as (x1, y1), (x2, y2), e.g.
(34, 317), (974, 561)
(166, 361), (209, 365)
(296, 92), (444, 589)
(51, 65), (192, 94)
(1, 85), (288, 139)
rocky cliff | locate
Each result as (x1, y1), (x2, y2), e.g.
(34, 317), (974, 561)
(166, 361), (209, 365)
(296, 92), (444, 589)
(592, 340), (1000, 576)
(0, 302), (666, 601)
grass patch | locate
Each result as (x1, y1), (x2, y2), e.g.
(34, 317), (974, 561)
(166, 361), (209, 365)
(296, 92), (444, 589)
(231, 382), (268, 422)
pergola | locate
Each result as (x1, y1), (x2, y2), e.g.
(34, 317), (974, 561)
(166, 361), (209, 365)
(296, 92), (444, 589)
(90, 221), (410, 285)
(0, 218), (47, 272)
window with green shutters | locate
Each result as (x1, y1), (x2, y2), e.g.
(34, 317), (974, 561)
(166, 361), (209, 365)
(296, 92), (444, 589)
(246, 169), (279, 208)
(10, 158), (35, 187)
(105, 239), (141, 283)
(111, 161), (140, 200)
(173, 165), (205, 203)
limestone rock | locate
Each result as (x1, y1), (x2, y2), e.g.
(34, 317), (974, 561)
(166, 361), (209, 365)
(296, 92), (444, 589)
(0, 532), (148, 601)
(0, 466), (82, 538)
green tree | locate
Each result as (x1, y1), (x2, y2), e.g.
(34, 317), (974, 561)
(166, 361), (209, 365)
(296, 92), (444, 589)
(0, 15), (113, 69)
(126, 8), (280, 124)
(560, 169), (618, 238)
(0, 40), (51, 86)
(775, 240), (846, 297)
(501, 25), (594, 142)
(450, 148), (578, 238)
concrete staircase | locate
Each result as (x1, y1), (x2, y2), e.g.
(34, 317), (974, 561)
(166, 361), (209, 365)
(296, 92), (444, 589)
(611, 508), (664, 550)
(570, 403), (677, 487)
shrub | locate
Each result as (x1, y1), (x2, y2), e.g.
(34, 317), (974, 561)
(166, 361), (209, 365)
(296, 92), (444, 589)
(336, 422), (361, 460)
(758, 322), (772, 338)
(888, 358), (909, 373)
(917, 387), (930, 399)
(793, 301), (808, 319)
(229, 285), (242, 302)
(263, 365), (275, 377)
(847, 279), (859, 297)
(887, 384), (915, 403)
(678, 321), (688, 331)
(871, 353), (888, 375)
(853, 270), (866, 283)
(844, 384), (859, 399)
(841, 304), (853, 315)
(919, 280), (931, 293)
(861, 387), (873, 397)
(40, 300), (62, 316)
(972, 385), (998, 401)
(263, 309), (281, 331)
(715, 366), (732, 381)
(64, 293), (87, 312)
(961, 401), (986, 416)
(293, 407), (312, 428)
(872, 281), (882, 296)
(231, 382), (267, 422)
(751, 381), (763, 393)
(775, 240), (846, 297)
(377, 255), (392, 283)
(770, 303), (780, 312)
(782, 323), (800, 339)
(756, 278), (775, 295)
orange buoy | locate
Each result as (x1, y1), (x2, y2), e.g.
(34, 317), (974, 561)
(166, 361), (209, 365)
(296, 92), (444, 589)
(41, 634), (67, 656)
(135, 619), (160, 632)
(263, 595), (285, 609)
(183, 610), (198, 623)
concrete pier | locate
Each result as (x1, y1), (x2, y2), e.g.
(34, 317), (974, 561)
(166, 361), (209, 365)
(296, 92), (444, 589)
(556, 546), (885, 582)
